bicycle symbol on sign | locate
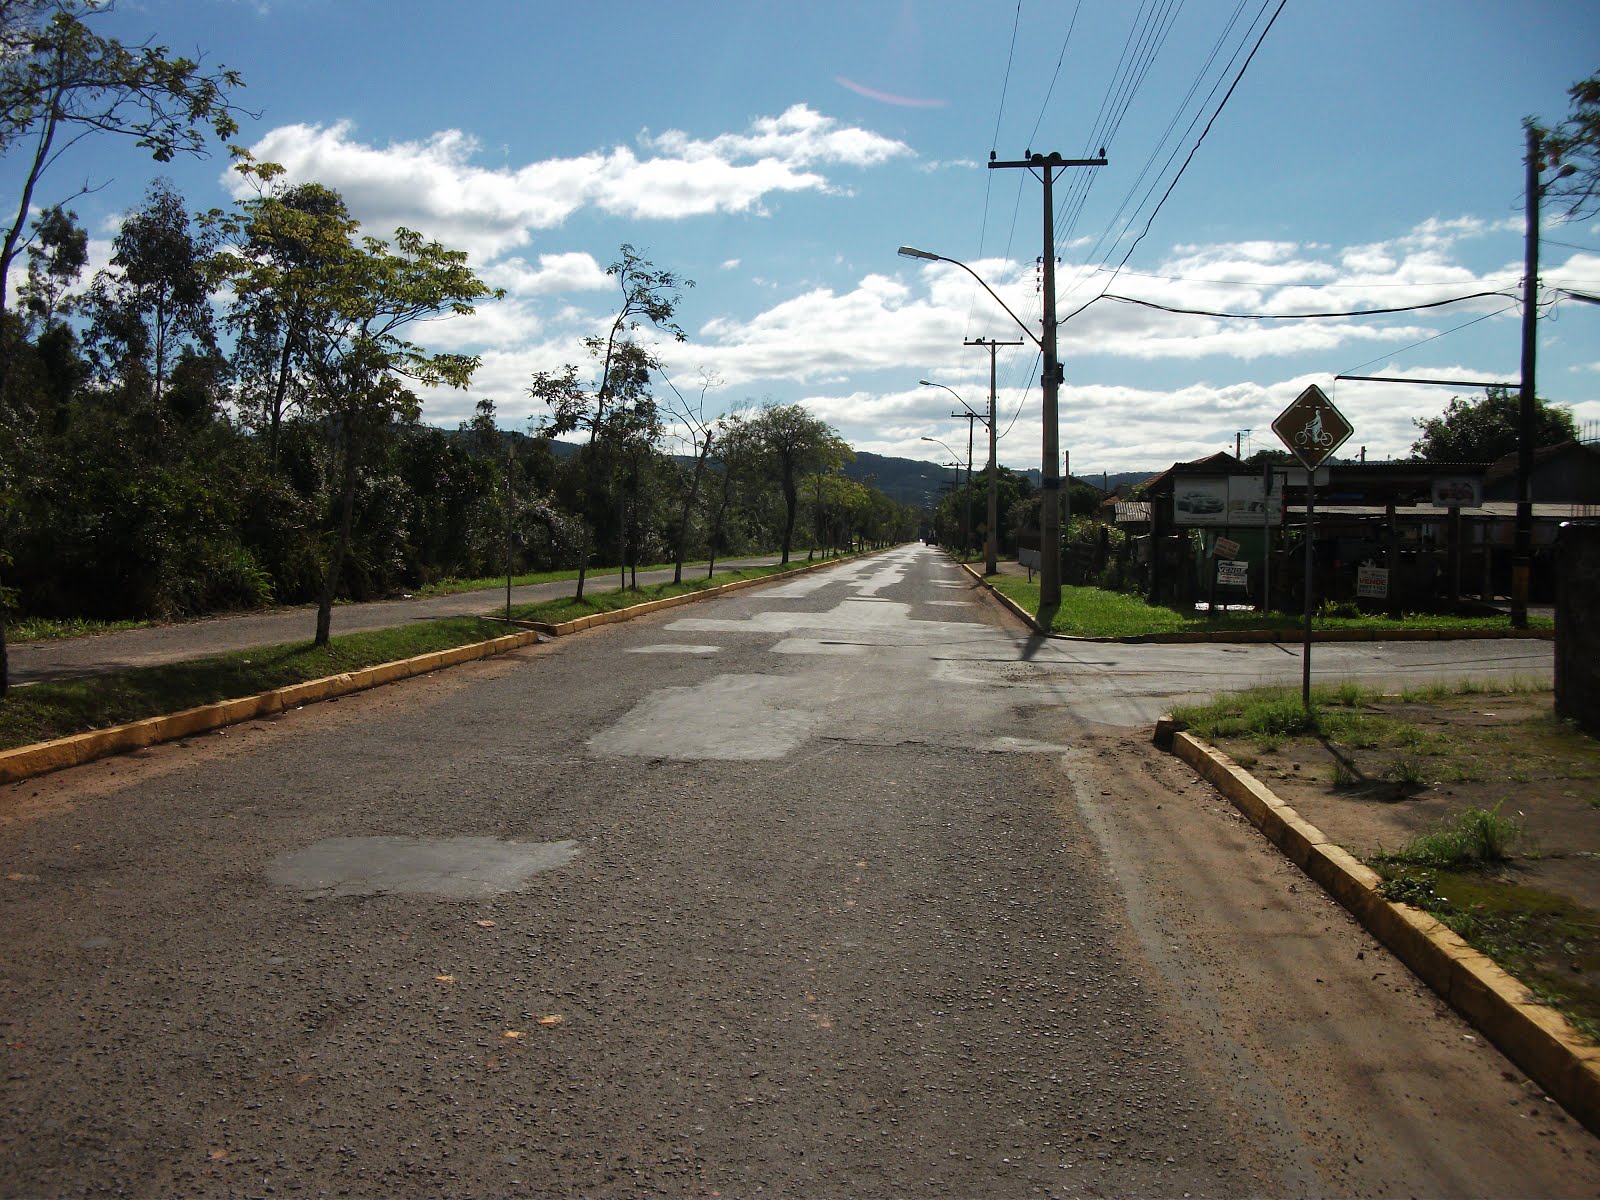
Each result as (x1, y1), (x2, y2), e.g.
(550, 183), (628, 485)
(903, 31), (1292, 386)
(1294, 410), (1335, 449)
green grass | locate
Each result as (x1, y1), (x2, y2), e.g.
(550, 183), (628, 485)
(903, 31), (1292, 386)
(0, 551), (854, 753)
(0, 617), (515, 752)
(415, 553), (782, 598)
(1376, 867), (1600, 1041)
(504, 561), (806, 624)
(1376, 803), (1525, 869)
(1170, 679), (1544, 757)
(9, 615), (154, 642)
(987, 577), (1553, 639)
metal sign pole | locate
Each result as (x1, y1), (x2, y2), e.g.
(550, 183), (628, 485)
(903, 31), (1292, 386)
(1263, 463), (1273, 615)
(1302, 472), (1315, 710)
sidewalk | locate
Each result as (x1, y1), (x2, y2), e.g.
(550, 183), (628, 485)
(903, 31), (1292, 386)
(9, 557), (781, 685)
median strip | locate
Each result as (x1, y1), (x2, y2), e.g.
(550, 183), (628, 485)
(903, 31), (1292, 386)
(0, 552), (868, 788)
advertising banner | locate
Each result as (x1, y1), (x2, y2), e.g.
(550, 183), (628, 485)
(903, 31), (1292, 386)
(1173, 476), (1283, 527)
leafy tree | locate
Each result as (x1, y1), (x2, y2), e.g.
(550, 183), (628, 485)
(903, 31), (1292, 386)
(19, 203), (86, 334)
(747, 402), (845, 564)
(85, 177), (218, 420)
(297, 224), (498, 645)
(1409, 386), (1577, 462)
(1543, 71), (1600, 219)
(0, 0), (244, 399)
(528, 244), (692, 598)
(212, 169), (360, 466)
(0, 0), (242, 696)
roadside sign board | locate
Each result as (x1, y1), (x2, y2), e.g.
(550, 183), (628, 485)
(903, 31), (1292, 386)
(1272, 384), (1353, 470)
(1431, 477), (1483, 508)
(1213, 536), (1241, 559)
(1217, 559), (1249, 588)
(1357, 565), (1389, 599)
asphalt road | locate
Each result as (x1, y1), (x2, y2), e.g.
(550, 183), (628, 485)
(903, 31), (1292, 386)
(6, 556), (781, 684)
(0, 545), (1592, 1196)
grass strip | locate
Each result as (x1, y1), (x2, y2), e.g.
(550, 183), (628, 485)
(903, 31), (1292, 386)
(985, 576), (1553, 639)
(0, 617), (513, 752)
(415, 553), (782, 598)
(505, 561), (807, 624)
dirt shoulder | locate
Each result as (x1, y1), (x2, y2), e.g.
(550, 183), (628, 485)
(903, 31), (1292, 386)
(1205, 688), (1600, 1036)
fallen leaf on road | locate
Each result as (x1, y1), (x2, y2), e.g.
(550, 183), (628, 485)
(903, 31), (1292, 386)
(434, 975), (456, 984)
(537, 1014), (564, 1026)
(475, 920), (496, 929)
(502, 1030), (523, 1040)
(208, 1149), (230, 1162)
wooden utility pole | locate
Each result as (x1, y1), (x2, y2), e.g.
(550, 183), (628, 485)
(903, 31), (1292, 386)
(967, 336), (1023, 575)
(987, 150), (1106, 612)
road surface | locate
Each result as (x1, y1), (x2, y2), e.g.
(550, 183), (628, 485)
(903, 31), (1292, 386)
(0, 545), (1590, 1196)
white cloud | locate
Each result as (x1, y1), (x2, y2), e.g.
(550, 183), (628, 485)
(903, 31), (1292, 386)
(233, 105), (912, 264)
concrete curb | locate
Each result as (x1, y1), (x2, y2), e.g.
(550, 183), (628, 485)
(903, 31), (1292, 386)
(1166, 727), (1600, 1137)
(0, 630), (542, 787)
(956, 562), (1555, 644)
(0, 553), (871, 789)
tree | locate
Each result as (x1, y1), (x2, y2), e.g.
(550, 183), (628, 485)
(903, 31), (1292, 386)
(19, 203), (86, 334)
(213, 169), (359, 467)
(1544, 71), (1600, 219)
(85, 178), (217, 419)
(0, 0), (244, 399)
(528, 244), (692, 599)
(296, 225), (498, 645)
(1409, 386), (1577, 463)
(0, 0), (242, 697)
(747, 402), (844, 564)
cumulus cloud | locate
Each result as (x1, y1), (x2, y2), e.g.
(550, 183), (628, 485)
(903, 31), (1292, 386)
(233, 105), (912, 264)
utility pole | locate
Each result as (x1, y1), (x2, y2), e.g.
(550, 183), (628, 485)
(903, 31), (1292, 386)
(1514, 122), (1543, 631)
(951, 407), (978, 556)
(967, 336), (1023, 575)
(989, 150), (1106, 612)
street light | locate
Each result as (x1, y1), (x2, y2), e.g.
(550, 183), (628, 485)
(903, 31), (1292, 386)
(897, 247), (1041, 353)
(920, 435), (963, 549)
(899, 243), (1064, 608)
(921, 380), (979, 561)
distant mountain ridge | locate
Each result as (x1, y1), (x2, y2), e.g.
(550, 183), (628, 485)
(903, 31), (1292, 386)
(527, 437), (1154, 508)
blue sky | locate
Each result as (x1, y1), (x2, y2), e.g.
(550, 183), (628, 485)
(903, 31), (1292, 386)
(17, 0), (1600, 474)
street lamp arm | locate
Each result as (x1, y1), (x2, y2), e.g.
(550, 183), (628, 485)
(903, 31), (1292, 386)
(919, 379), (988, 425)
(897, 246), (1043, 350)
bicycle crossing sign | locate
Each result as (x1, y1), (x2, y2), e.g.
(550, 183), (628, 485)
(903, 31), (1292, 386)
(1272, 384), (1352, 469)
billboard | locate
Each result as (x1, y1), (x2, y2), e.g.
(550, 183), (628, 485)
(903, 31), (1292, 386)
(1173, 476), (1283, 527)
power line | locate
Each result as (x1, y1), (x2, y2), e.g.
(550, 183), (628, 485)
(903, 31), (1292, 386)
(1336, 303), (1519, 377)
(1026, 0), (1083, 150)
(1094, 288), (1514, 319)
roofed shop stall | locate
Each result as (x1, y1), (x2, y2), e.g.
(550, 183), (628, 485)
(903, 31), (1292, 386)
(1139, 450), (1588, 616)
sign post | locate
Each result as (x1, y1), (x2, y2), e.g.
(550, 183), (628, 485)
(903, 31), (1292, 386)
(1272, 384), (1354, 711)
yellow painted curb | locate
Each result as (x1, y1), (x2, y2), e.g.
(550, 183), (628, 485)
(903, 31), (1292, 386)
(0, 630), (543, 788)
(540, 553), (872, 638)
(1169, 728), (1600, 1136)
(0, 555), (881, 788)
(957, 562), (1046, 634)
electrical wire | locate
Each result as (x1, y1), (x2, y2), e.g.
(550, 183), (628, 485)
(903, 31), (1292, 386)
(1025, 0), (1083, 151)
(1336, 303), (1519, 377)
(1094, 288), (1514, 319)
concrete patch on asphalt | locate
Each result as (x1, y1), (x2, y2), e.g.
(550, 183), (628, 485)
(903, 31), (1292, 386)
(770, 639), (869, 656)
(926, 600), (972, 607)
(268, 836), (579, 898)
(626, 644), (722, 655)
(590, 673), (819, 760)
(668, 597), (975, 647)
